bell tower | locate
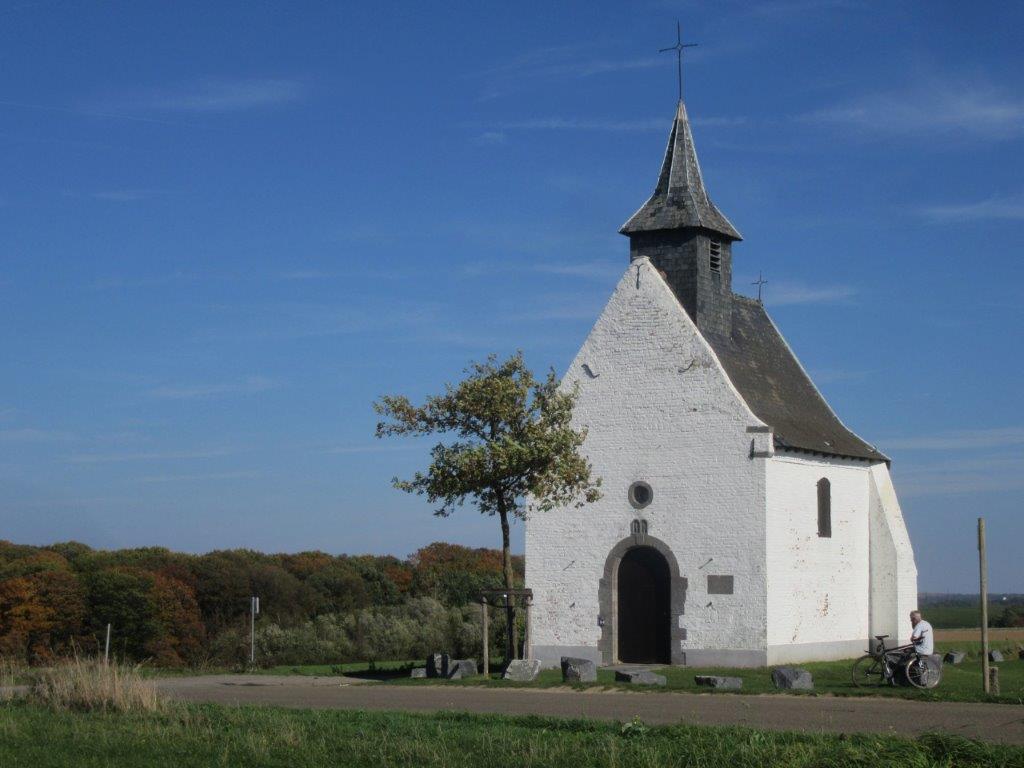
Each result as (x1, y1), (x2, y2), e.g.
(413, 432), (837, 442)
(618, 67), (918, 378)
(620, 100), (741, 339)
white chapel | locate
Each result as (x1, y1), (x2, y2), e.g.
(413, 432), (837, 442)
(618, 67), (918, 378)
(525, 98), (918, 667)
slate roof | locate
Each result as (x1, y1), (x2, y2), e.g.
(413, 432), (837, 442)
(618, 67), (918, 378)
(705, 295), (886, 462)
(620, 100), (742, 241)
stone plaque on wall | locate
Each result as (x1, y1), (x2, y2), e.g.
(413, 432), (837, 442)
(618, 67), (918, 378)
(707, 575), (734, 595)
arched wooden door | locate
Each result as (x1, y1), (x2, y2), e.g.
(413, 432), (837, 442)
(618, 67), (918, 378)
(617, 546), (671, 664)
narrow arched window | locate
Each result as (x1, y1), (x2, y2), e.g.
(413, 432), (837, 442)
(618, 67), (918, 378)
(817, 478), (832, 538)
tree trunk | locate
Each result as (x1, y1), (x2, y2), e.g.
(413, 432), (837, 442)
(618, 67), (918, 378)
(498, 505), (516, 662)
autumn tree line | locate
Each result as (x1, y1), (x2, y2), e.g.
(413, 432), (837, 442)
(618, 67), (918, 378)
(0, 540), (523, 667)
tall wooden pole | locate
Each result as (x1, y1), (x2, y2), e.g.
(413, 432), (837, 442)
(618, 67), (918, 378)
(979, 518), (990, 694)
(524, 597), (532, 660)
(481, 598), (489, 676)
(505, 592), (515, 662)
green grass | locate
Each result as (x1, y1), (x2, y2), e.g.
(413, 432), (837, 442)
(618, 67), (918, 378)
(256, 659), (418, 677)
(1, 701), (1021, 768)
(382, 643), (1024, 705)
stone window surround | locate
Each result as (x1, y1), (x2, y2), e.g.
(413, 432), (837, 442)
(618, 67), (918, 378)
(597, 535), (688, 666)
(628, 481), (654, 509)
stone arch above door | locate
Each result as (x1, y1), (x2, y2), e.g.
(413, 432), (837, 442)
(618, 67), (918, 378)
(598, 535), (688, 665)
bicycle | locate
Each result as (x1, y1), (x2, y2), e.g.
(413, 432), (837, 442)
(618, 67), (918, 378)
(851, 634), (940, 690)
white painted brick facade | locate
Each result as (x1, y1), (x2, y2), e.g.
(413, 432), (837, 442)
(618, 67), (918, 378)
(525, 257), (918, 667)
(526, 258), (768, 666)
(765, 453), (871, 663)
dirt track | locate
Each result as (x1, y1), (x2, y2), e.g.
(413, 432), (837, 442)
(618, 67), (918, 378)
(155, 675), (1024, 745)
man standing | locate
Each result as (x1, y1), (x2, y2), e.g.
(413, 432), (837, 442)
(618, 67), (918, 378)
(910, 610), (934, 655)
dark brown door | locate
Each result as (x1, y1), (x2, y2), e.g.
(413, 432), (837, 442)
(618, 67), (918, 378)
(617, 546), (671, 664)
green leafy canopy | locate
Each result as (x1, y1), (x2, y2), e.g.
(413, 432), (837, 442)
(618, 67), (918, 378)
(374, 352), (602, 520)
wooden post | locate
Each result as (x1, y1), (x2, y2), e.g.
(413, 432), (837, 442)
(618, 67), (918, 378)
(989, 666), (1000, 696)
(504, 592), (515, 662)
(979, 518), (990, 694)
(524, 597), (532, 660)
(104, 623), (111, 665)
(481, 598), (489, 676)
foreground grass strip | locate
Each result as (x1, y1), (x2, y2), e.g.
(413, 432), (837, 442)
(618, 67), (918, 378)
(1, 702), (1022, 768)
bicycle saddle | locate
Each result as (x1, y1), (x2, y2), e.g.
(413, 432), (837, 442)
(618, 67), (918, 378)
(874, 634), (890, 640)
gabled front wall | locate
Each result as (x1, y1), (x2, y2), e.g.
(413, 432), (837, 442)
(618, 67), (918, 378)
(525, 258), (770, 668)
(765, 452), (871, 663)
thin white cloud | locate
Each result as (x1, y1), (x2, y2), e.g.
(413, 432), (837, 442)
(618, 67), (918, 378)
(495, 115), (743, 134)
(325, 444), (419, 455)
(142, 78), (308, 113)
(69, 448), (234, 464)
(132, 470), (259, 484)
(800, 81), (1024, 140)
(918, 193), (1024, 224)
(882, 427), (1024, 452)
(474, 43), (702, 101)
(150, 375), (277, 400)
(472, 131), (507, 146)
(91, 189), (166, 203)
(86, 271), (202, 291)
(478, 45), (663, 82)
(759, 280), (857, 306)
(893, 456), (1024, 498)
(531, 260), (621, 280)
(279, 270), (330, 281)
(0, 428), (76, 443)
(461, 259), (620, 282)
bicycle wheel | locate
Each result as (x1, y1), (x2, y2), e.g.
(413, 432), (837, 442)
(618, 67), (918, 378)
(904, 655), (940, 690)
(851, 655), (886, 687)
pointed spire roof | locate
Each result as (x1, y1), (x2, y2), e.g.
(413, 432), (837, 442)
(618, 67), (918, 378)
(620, 100), (741, 240)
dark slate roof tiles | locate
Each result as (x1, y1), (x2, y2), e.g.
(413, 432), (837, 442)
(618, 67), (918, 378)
(705, 295), (886, 462)
(620, 100), (742, 241)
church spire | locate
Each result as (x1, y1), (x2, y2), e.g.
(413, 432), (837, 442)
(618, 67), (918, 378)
(620, 99), (741, 241)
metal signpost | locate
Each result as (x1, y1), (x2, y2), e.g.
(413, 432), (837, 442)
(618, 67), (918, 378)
(250, 596), (260, 665)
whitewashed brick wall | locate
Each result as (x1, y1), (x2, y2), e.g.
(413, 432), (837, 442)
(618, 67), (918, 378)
(765, 453), (871, 661)
(868, 464), (918, 645)
(525, 258), (769, 663)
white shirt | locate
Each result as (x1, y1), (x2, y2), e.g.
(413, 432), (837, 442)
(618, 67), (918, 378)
(911, 620), (934, 655)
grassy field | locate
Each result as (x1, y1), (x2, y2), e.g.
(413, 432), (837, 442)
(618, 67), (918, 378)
(397, 655), (1023, 705)
(246, 639), (1023, 705)
(2, 701), (1022, 768)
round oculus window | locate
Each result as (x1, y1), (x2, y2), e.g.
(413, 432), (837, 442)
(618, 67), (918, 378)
(628, 481), (653, 509)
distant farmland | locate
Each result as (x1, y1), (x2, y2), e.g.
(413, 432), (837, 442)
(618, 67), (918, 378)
(920, 593), (1024, 629)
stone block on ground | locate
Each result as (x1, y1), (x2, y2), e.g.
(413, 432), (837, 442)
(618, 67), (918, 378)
(614, 669), (666, 686)
(944, 650), (966, 665)
(770, 667), (813, 690)
(503, 659), (542, 682)
(1019, 650), (1024, 661)
(560, 656), (597, 683)
(410, 668), (427, 679)
(695, 675), (743, 690)
(426, 653), (449, 679)
(447, 659), (478, 680)
(989, 650), (1004, 663)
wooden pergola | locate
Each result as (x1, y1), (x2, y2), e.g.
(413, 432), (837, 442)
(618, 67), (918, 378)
(478, 588), (533, 676)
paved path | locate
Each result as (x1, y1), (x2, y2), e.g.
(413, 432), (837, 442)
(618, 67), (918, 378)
(155, 676), (1024, 746)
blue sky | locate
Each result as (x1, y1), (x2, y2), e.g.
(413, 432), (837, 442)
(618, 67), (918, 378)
(1, 1), (1022, 592)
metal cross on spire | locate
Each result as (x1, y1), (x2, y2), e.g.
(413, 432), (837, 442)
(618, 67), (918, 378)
(752, 272), (768, 303)
(659, 21), (698, 102)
